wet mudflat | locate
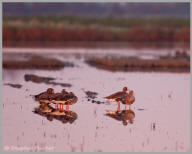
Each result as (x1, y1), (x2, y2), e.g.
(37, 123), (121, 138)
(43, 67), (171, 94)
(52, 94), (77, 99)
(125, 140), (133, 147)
(2, 48), (190, 152)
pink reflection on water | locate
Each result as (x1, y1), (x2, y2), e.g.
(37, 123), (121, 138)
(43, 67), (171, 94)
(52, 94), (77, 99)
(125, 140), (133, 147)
(2, 51), (191, 152)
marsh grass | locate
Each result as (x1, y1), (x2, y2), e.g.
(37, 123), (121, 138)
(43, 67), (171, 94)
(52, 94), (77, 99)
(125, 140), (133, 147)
(3, 56), (71, 70)
(3, 16), (190, 44)
(86, 57), (190, 72)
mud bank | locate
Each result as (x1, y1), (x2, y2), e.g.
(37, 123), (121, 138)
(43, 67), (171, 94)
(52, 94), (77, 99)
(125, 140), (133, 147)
(3, 56), (74, 70)
(24, 74), (72, 87)
(86, 57), (190, 72)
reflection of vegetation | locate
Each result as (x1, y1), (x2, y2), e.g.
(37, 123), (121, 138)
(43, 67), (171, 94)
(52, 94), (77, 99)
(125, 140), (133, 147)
(3, 16), (190, 43)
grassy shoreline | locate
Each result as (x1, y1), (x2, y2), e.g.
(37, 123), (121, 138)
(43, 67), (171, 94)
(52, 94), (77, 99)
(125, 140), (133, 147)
(3, 56), (74, 70)
(86, 57), (190, 73)
(3, 16), (189, 28)
(3, 41), (190, 49)
(3, 16), (190, 44)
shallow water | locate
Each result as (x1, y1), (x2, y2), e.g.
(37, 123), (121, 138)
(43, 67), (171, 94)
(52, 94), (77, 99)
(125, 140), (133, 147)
(2, 49), (190, 152)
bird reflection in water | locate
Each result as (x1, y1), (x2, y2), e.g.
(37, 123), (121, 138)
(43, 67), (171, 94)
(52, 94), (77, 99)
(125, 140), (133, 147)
(33, 103), (78, 124)
(105, 109), (135, 126)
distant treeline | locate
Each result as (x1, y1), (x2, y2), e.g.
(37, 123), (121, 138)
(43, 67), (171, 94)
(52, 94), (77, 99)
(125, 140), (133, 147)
(3, 3), (190, 18)
(3, 16), (190, 43)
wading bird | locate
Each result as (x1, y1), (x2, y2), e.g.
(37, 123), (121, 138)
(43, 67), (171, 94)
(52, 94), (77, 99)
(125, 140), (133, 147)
(53, 92), (78, 111)
(35, 88), (54, 103)
(105, 87), (129, 111)
(121, 90), (135, 110)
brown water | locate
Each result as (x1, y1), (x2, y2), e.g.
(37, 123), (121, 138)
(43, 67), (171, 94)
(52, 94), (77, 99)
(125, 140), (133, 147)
(2, 48), (190, 152)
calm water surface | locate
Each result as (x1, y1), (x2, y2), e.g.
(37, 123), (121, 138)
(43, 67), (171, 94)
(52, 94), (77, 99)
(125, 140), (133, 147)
(2, 48), (190, 152)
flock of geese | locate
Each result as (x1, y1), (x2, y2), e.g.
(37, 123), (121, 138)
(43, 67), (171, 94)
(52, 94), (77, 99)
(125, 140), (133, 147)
(34, 87), (135, 124)
(105, 87), (135, 111)
(35, 87), (135, 111)
(35, 88), (78, 111)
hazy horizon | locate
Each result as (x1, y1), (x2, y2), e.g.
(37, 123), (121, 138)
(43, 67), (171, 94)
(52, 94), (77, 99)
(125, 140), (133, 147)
(3, 2), (190, 18)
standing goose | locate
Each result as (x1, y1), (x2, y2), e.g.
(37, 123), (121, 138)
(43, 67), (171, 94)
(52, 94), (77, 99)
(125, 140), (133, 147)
(50, 89), (69, 109)
(105, 87), (129, 111)
(121, 90), (135, 110)
(53, 92), (78, 111)
(35, 88), (54, 103)
(40, 104), (53, 113)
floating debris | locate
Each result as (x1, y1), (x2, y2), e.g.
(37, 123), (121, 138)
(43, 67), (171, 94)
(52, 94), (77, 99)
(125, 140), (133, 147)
(137, 108), (146, 111)
(24, 74), (72, 87)
(84, 91), (98, 99)
(24, 74), (55, 83)
(84, 90), (106, 105)
(96, 101), (101, 104)
(4, 83), (22, 89)
(91, 100), (105, 104)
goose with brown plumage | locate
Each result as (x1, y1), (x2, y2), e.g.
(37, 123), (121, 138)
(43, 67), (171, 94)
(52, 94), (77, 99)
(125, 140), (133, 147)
(121, 90), (135, 110)
(53, 91), (78, 111)
(105, 87), (129, 111)
(34, 88), (54, 104)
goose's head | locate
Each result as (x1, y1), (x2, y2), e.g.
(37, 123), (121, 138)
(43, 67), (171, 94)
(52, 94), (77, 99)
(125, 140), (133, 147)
(122, 120), (128, 126)
(47, 88), (54, 94)
(61, 89), (68, 94)
(123, 87), (128, 92)
(129, 90), (134, 95)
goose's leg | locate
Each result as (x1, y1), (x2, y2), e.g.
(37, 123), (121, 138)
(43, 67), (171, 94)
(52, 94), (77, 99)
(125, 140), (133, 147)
(117, 101), (120, 111)
(66, 105), (69, 111)
(62, 104), (63, 111)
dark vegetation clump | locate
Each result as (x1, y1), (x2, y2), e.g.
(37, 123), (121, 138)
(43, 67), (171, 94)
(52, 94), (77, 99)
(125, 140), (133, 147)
(4, 83), (22, 89)
(24, 74), (72, 87)
(3, 56), (74, 70)
(86, 56), (190, 73)
(3, 16), (190, 45)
